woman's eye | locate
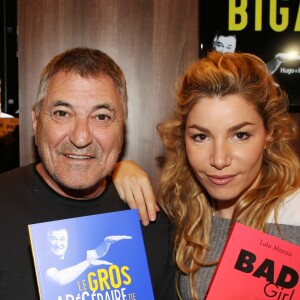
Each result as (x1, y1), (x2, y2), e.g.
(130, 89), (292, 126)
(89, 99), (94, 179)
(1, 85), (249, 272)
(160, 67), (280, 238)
(235, 132), (251, 141)
(192, 134), (208, 142)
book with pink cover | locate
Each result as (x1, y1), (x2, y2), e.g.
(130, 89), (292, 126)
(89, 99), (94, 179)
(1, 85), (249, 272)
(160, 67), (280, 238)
(205, 222), (300, 300)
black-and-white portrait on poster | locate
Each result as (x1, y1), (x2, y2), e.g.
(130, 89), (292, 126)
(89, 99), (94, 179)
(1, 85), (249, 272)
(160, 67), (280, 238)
(199, 0), (300, 110)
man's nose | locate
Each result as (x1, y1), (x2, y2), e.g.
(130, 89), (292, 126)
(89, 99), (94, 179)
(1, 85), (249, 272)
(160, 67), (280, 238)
(69, 118), (93, 148)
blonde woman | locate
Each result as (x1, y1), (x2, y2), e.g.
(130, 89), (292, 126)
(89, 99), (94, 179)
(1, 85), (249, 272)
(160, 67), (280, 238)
(113, 52), (300, 299)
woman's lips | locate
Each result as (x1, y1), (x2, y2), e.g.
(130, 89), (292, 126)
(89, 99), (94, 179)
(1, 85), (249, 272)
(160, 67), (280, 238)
(207, 175), (236, 185)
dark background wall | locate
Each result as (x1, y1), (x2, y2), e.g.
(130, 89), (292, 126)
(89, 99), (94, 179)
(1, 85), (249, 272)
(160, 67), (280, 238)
(0, 0), (18, 117)
(14, 0), (300, 187)
(17, 0), (199, 188)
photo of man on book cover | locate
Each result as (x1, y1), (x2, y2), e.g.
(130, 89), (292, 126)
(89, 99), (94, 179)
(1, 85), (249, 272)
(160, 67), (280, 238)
(45, 223), (131, 292)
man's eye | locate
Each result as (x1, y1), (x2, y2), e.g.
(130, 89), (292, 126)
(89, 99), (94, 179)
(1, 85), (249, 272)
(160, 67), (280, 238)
(96, 114), (111, 121)
(53, 110), (69, 118)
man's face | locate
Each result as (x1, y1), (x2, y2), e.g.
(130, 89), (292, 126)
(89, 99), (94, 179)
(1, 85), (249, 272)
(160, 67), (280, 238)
(47, 228), (68, 258)
(213, 35), (237, 53)
(32, 71), (125, 198)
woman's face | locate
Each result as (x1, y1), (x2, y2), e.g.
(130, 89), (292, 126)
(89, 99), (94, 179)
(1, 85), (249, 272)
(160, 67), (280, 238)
(184, 95), (269, 218)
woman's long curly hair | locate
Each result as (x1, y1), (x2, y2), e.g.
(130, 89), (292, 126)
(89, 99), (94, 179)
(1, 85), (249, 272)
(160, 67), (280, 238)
(157, 52), (300, 299)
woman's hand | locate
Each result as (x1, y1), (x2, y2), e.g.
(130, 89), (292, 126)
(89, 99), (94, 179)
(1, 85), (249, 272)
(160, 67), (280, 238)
(112, 160), (159, 225)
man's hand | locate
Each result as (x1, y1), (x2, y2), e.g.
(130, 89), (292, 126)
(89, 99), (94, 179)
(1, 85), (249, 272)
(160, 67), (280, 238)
(104, 235), (132, 244)
(275, 52), (300, 62)
(89, 259), (113, 266)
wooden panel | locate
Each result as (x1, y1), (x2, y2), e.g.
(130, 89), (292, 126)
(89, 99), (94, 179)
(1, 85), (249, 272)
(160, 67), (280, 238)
(18, 0), (199, 187)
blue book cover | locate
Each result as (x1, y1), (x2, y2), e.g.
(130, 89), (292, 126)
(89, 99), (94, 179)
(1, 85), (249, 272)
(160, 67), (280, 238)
(28, 209), (154, 300)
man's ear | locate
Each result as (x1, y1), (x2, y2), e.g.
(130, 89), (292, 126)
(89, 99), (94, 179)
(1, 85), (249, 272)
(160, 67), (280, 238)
(32, 108), (37, 135)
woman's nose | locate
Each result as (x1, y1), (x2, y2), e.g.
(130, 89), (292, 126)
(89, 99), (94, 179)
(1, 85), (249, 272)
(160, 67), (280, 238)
(210, 142), (231, 170)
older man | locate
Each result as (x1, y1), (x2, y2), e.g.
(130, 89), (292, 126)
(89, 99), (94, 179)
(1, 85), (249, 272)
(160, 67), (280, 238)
(0, 48), (175, 299)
